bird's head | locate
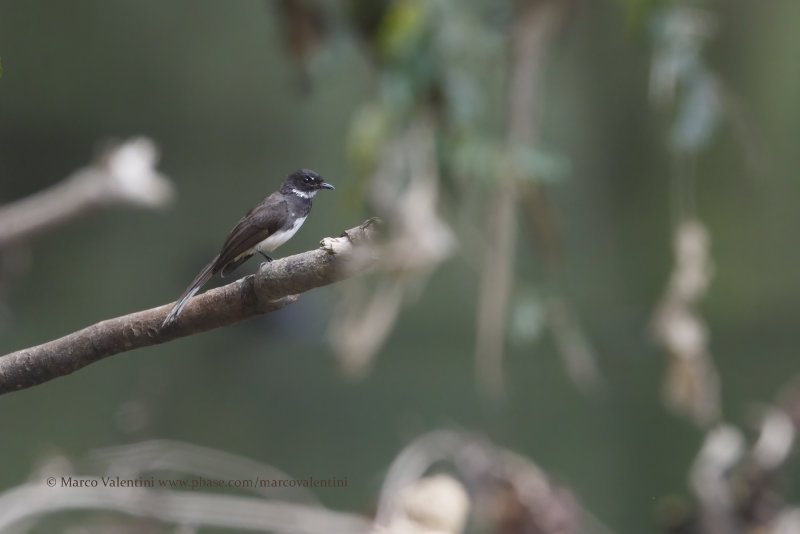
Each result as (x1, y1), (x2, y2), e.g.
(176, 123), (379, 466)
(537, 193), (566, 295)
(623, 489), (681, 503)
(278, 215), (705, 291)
(283, 169), (335, 197)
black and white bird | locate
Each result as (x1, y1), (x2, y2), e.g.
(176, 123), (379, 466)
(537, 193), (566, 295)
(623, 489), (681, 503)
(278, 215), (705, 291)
(162, 169), (334, 326)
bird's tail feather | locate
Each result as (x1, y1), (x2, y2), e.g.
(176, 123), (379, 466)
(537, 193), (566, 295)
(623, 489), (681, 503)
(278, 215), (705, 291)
(220, 253), (254, 278)
(162, 259), (217, 327)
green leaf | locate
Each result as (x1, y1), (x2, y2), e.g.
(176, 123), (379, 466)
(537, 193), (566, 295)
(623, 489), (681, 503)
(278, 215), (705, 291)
(449, 135), (499, 183)
(377, 0), (429, 61)
(670, 72), (720, 153)
(510, 291), (546, 347)
(616, 0), (666, 28)
(347, 103), (390, 175)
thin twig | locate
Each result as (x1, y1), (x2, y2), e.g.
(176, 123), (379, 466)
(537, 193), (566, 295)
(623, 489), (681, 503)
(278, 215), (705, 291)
(475, 0), (562, 399)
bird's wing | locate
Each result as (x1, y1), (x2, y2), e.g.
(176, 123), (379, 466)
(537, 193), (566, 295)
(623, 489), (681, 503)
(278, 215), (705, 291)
(212, 194), (290, 271)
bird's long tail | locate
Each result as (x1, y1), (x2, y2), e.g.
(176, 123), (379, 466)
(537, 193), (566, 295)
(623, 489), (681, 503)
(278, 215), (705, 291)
(162, 258), (217, 327)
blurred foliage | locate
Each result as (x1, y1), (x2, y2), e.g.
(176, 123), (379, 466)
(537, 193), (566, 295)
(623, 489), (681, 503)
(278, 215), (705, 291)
(341, 0), (528, 187)
(616, 0), (670, 27)
(649, 5), (721, 154)
(2, 0), (800, 532)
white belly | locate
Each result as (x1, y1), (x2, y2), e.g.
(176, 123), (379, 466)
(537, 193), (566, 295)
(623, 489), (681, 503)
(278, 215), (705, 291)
(255, 216), (307, 253)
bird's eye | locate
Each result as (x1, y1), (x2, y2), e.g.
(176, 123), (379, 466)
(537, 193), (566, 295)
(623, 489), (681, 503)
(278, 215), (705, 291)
(304, 176), (311, 183)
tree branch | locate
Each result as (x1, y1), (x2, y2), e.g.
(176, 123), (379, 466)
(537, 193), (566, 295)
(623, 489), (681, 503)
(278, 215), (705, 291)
(0, 218), (381, 395)
(0, 138), (173, 249)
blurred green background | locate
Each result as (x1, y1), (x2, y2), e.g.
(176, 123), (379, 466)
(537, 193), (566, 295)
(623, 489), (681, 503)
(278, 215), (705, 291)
(2, 1), (800, 532)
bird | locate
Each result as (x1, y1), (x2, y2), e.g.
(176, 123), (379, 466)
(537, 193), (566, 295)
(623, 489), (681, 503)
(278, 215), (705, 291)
(162, 168), (334, 327)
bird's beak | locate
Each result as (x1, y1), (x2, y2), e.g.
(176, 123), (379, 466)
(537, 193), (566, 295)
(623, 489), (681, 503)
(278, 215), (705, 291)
(320, 182), (335, 190)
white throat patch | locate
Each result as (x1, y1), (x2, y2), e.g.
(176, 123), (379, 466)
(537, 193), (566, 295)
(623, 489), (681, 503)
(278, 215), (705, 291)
(291, 188), (317, 199)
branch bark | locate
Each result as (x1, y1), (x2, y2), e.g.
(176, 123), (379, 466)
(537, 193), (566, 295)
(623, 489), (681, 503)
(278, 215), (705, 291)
(0, 218), (381, 396)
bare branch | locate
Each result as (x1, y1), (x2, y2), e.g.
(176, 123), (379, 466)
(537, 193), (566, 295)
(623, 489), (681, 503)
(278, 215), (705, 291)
(0, 482), (370, 534)
(475, 182), (517, 398)
(475, 0), (565, 399)
(0, 218), (381, 395)
(0, 138), (174, 249)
